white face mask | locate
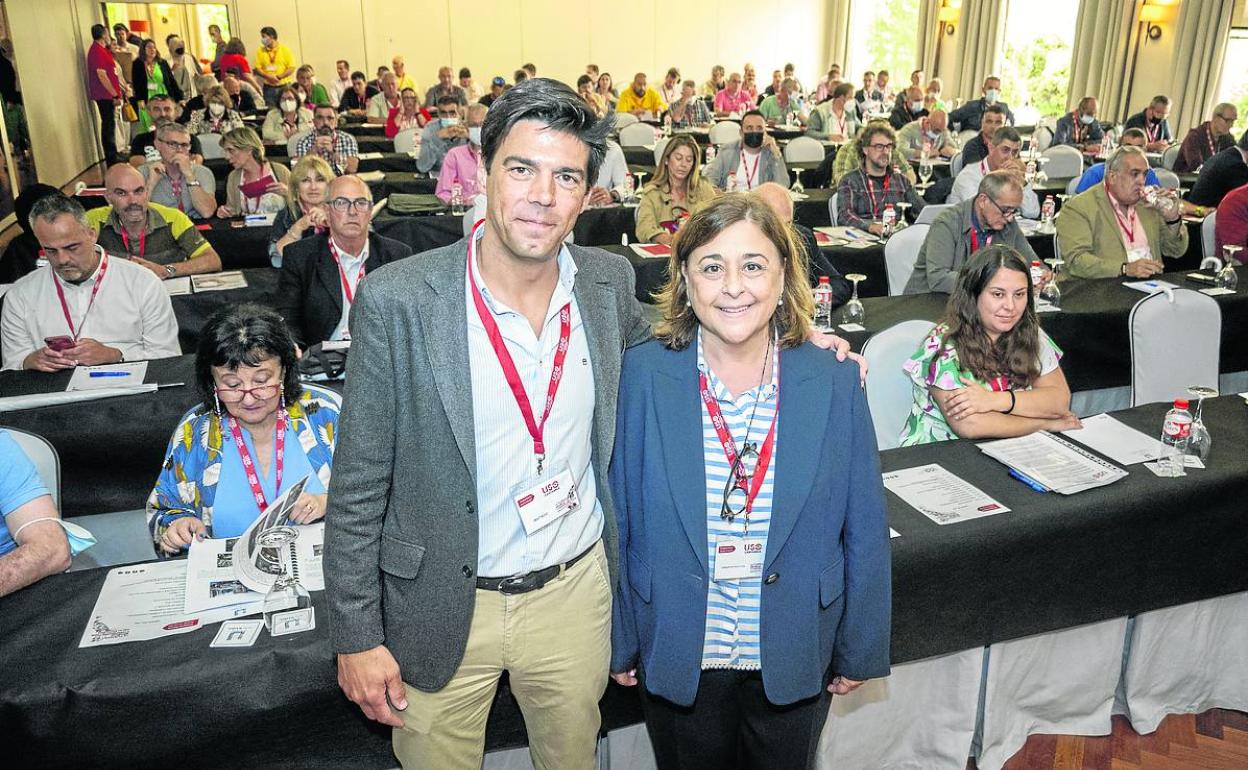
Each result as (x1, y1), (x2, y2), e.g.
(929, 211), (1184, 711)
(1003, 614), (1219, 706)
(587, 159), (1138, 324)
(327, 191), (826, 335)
(468, 126), (482, 145)
(208, 102), (226, 117)
(984, 89), (1000, 103)
(281, 99), (297, 113)
(910, 101), (924, 112)
(1079, 113), (1095, 125)
(926, 129), (940, 140)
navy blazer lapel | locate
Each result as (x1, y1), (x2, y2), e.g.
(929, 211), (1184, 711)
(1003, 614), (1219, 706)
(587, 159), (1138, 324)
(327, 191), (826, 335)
(418, 246), (477, 484)
(653, 344), (710, 573)
(765, 346), (829, 571)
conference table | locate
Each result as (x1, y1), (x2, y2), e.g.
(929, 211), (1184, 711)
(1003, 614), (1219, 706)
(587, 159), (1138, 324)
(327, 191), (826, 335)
(1, 265), (1242, 518)
(2, 392), (1246, 769)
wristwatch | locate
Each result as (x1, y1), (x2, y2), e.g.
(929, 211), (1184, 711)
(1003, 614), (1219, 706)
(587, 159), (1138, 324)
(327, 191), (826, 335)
(1120, 262), (1129, 276)
(164, 264), (178, 278)
(187, 180), (202, 188)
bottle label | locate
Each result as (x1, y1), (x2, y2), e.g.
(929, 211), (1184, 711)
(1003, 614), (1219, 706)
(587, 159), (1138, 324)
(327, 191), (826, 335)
(1163, 417), (1191, 440)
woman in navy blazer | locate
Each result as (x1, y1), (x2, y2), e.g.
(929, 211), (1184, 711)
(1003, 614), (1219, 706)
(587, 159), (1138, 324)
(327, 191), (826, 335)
(609, 195), (892, 769)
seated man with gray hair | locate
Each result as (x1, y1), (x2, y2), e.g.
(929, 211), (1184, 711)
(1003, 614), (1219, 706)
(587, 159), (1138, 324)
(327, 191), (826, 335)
(948, 125), (1039, 219)
(1, 193), (180, 371)
(140, 121), (217, 219)
(905, 170), (1037, 294)
(1057, 144), (1187, 279)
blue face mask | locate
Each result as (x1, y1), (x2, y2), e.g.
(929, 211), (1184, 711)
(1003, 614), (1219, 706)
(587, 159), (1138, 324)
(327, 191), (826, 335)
(1079, 113), (1095, 125)
(12, 517), (96, 558)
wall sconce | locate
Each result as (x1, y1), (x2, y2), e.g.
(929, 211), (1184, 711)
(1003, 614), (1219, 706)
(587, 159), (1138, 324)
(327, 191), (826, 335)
(938, 3), (959, 35)
(1140, 0), (1178, 40)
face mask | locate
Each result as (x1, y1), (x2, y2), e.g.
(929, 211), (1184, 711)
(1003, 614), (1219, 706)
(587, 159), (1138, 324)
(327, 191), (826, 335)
(281, 100), (297, 112)
(926, 129), (940, 140)
(985, 89), (1000, 103)
(442, 116), (460, 127)
(468, 126), (482, 145)
(910, 101), (924, 112)
(12, 517), (96, 558)
(1080, 113), (1095, 126)
(209, 102), (226, 117)
(743, 132), (764, 149)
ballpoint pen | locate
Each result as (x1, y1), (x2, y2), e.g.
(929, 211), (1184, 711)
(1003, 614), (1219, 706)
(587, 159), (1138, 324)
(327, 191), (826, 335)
(1008, 468), (1049, 493)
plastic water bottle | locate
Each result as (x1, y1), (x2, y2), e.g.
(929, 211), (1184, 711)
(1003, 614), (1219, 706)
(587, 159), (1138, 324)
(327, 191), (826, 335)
(726, 171), (737, 193)
(1158, 399), (1193, 477)
(1041, 196), (1056, 230)
(881, 205), (897, 236)
(450, 183), (466, 216)
(623, 172), (635, 202)
(813, 277), (834, 330)
(705, 144), (717, 165)
(1030, 260), (1045, 298)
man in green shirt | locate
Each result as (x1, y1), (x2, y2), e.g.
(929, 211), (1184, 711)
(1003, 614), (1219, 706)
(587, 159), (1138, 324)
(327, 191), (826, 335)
(758, 78), (805, 127)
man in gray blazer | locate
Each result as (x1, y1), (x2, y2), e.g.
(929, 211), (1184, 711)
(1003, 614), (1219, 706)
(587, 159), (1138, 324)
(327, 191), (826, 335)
(703, 110), (789, 190)
(325, 79), (857, 770)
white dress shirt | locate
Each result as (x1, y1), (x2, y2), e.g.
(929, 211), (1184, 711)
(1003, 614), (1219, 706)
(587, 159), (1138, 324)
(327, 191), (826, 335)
(1, 247), (181, 370)
(327, 238), (368, 342)
(465, 227), (601, 577)
(592, 140), (628, 195)
(948, 158), (1041, 219)
(328, 77), (352, 108)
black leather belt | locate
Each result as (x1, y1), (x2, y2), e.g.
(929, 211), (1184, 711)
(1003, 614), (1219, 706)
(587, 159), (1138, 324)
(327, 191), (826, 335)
(476, 542), (597, 595)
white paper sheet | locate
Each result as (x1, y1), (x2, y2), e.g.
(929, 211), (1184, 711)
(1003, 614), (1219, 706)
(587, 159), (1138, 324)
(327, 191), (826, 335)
(184, 535), (264, 614)
(1061, 413), (1162, 465)
(164, 276), (192, 296)
(0, 384), (158, 412)
(191, 271), (248, 292)
(79, 561), (261, 648)
(977, 431), (1128, 494)
(1122, 279), (1179, 294)
(1201, 287), (1236, 296)
(882, 463), (1010, 525)
(357, 151), (384, 160)
(66, 362), (148, 392)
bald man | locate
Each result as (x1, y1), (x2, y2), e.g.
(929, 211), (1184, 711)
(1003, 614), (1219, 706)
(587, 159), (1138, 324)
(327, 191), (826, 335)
(274, 175), (413, 348)
(754, 182), (851, 305)
(391, 55), (417, 92)
(85, 164), (222, 281)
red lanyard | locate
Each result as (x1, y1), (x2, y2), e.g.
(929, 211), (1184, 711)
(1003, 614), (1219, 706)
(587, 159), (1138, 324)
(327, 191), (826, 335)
(1145, 118), (1161, 143)
(1072, 113), (1085, 144)
(169, 174), (185, 213)
(740, 151), (761, 189)
(831, 109), (846, 136)
(969, 228), (993, 253)
(120, 228), (145, 259)
(1206, 125), (1217, 157)
(699, 367), (779, 520)
(327, 238), (368, 305)
(53, 251), (108, 341)
(465, 221), (571, 473)
(227, 409), (286, 512)
(864, 171), (891, 218)
(1106, 183), (1137, 241)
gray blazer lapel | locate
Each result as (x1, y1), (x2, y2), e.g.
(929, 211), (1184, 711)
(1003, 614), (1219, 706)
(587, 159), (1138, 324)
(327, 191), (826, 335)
(417, 245), (477, 484)
(572, 254), (622, 466)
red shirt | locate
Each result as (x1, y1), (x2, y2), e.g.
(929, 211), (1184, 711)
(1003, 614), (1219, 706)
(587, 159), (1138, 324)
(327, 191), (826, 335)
(219, 53), (251, 77)
(1214, 182), (1248, 259)
(86, 41), (120, 101)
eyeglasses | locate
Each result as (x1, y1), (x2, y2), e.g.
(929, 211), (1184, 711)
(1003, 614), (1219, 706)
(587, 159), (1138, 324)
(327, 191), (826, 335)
(329, 196), (373, 213)
(159, 138), (192, 151)
(720, 442), (759, 521)
(215, 384), (280, 403)
(867, 143), (895, 152)
(984, 195), (1020, 220)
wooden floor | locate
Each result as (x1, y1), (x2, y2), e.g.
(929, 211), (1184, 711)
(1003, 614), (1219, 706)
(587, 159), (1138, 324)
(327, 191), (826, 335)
(966, 709), (1248, 770)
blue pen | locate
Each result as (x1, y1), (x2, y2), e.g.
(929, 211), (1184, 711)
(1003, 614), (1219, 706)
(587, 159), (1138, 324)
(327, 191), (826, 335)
(88, 371), (131, 378)
(1008, 468), (1049, 493)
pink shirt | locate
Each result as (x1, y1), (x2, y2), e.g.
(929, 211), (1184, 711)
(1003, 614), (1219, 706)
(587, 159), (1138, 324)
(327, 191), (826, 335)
(435, 143), (484, 204)
(1106, 187), (1151, 258)
(714, 88), (755, 114)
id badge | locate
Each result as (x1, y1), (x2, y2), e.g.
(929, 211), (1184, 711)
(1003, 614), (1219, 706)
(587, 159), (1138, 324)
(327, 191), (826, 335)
(713, 536), (766, 581)
(511, 464), (580, 536)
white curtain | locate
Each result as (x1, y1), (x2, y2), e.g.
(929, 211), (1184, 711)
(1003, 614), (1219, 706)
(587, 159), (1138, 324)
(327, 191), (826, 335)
(951, 0), (1009, 101)
(1167, 0), (1236, 136)
(1067, 0), (1142, 120)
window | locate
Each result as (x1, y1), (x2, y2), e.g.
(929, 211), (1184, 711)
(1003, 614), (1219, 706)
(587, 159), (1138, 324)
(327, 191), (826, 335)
(846, 0), (921, 89)
(998, 0), (1080, 122)
(1215, 25), (1248, 136)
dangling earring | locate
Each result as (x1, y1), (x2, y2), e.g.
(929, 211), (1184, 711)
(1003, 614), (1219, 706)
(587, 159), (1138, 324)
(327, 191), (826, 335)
(279, 385), (286, 412)
(214, 393), (222, 416)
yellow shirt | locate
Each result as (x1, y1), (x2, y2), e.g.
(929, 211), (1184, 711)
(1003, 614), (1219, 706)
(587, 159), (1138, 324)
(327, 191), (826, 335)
(617, 86), (667, 115)
(395, 73), (418, 93)
(255, 43), (296, 85)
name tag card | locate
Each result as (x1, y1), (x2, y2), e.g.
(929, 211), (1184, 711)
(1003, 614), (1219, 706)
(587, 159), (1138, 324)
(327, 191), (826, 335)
(511, 465), (580, 536)
(713, 536), (766, 581)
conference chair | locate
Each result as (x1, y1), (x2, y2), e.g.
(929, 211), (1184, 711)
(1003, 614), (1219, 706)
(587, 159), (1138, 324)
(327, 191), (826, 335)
(861, 319), (934, 450)
(652, 137), (668, 166)
(950, 152), (965, 177)
(956, 129), (977, 147)
(709, 120), (740, 147)
(826, 191), (838, 226)
(1201, 211), (1218, 259)
(1122, 591), (1248, 735)
(883, 224), (929, 296)
(393, 127), (419, 156)
(5, 428), (60, 509)
(618, 122), (656, 148)
(614, 112), (640, 132)
(1040, 144), (1082, 179)
(783, 136), (824, 163)
(1160, 144), (1181, 170)
(1064, 176), (1081, 196)
(286, 130), (311, 159)
(1031, 124), (1054, 152)
(198, 133), (224, 160)
(914, 202), (952, 225)
(1154, 168), (1180, 189)
(1129, 287), (1221, 406)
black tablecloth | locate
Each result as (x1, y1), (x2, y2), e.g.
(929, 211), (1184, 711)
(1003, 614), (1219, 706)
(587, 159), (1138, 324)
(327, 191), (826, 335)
(171, 269), (279, 352)
(2, 395), (1245, 769)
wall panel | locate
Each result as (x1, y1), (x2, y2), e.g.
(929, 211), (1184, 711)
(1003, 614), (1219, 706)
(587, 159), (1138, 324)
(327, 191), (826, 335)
(294, 0), (366, 88)
(448, 0), (522, 87)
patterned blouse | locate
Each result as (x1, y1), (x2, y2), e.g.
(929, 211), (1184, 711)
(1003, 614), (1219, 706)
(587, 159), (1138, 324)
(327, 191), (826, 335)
(899, 323), (1062, 446)
(146, 384), (341, 552)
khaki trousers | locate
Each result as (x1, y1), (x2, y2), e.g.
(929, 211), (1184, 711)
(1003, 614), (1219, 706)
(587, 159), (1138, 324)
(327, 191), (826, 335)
(392, 541), (612, 770)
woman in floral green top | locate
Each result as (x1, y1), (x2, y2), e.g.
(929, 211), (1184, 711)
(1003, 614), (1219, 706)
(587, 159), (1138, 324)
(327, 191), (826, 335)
(899, 245), (1081, 446)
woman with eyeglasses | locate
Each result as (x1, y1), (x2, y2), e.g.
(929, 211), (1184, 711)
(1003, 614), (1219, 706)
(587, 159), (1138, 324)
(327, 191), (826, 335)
(146, 304), (341, 556)
(609, 195), (892, 770)
(900, 244), (1080, 446)
(384, 87), (431, 139)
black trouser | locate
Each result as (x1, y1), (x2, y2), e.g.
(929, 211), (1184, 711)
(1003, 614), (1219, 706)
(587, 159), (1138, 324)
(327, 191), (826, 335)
(640, 669), (832, 770)
(95, 99), (117, 163)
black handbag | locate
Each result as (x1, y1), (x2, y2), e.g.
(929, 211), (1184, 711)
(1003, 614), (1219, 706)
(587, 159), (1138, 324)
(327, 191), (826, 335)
(298, 342), (348, 380)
